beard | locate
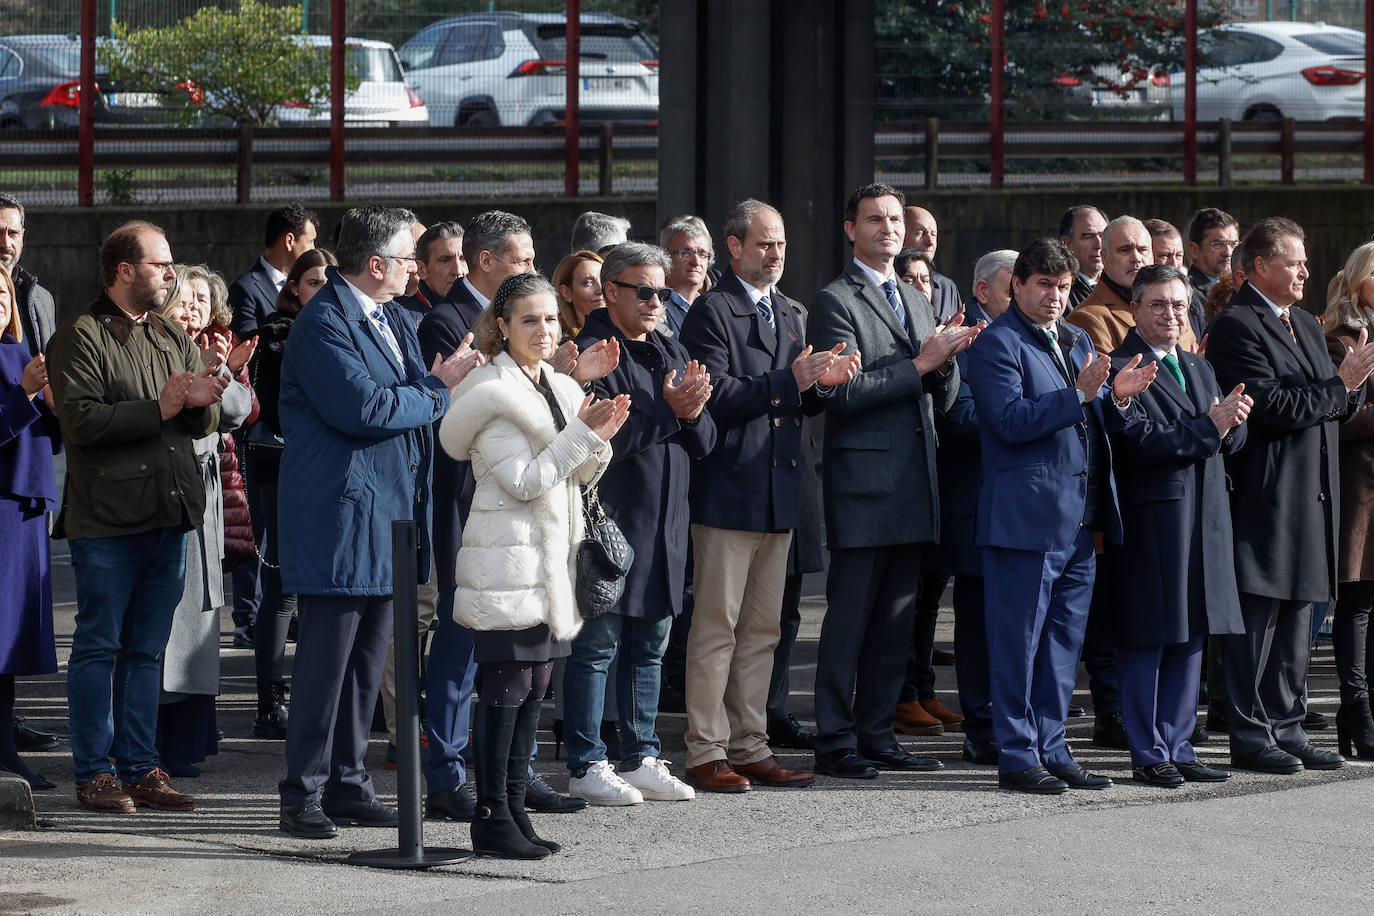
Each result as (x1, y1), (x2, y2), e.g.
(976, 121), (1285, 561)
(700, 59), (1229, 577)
(128, 273), (169, 315)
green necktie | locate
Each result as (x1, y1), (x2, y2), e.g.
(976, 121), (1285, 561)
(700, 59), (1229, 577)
(1162, 352), (1186, 392)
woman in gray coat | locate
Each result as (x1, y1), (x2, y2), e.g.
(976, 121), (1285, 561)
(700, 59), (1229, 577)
(154, 266), (254, 776)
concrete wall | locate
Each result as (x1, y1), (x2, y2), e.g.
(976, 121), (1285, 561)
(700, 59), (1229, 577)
(17, 184), (1372, 326)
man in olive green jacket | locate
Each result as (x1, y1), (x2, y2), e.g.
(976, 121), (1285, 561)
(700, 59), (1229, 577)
(47, 220), (227, 815)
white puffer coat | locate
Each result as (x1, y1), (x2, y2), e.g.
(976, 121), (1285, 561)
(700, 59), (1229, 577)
(438, 352), (610, 641)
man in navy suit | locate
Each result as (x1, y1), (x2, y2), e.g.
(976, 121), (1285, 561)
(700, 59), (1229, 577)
(276, 206), (479, 838)
(1108, 265), (1250, 787)
(397, 221), (467, 331)
(966, 238), (1156, 795)
(1206, 217), (1374, 774)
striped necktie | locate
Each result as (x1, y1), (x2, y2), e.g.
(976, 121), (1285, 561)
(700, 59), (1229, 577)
(1278, 308), (1298, 343)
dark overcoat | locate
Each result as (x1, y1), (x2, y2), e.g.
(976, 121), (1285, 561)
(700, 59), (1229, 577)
(1327, 326), (1374, 583)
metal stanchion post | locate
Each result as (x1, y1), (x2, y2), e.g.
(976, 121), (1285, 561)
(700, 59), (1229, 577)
(346, 520), (472, 869)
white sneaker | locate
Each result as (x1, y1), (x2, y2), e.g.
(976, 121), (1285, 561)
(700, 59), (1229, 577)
(619, 757), (696, 801)
(567, 760), (644, 806)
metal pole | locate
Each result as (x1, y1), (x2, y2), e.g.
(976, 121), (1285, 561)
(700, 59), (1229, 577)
(1184, 0), (1198, 187)
(989, 0), (1004, 190)
(565, 0), (581, 197)
(79, 0), (96, 207)
(330, 0), (345, 202)
(1366, 0), (1373, 184)
(302, 0), (309, 33)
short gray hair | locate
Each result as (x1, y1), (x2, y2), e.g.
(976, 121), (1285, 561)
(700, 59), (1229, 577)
(462, 210), (530, 266)
(723, 199), (780, 245)
(1130, 264), (1188, 304)
(1104, 215), (1147, 248)
(600, 241), (671, 285)
(973, 249), (1018, 289)
(658, 214), (711, 249)
(335, 206), (416, 275)
(571, 211), (631, 252)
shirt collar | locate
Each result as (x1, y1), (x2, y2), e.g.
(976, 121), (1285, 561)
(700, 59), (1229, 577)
(1249, 284), (1291, 319)
(736, 275), (770, 305)
(259, 255), (287, 290)
(1150, 343), (1178, 361)
(853, 257), (894, 291)
(1078, 272), (1097, 288)
(463, 277), (491, 309)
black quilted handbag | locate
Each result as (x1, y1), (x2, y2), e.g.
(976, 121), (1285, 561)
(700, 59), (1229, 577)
(575, 485), (634, 620)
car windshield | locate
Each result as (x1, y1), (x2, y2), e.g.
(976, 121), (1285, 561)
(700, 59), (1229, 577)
(530, 27), (657, 62)
(348, 46), (403, 82)
(1293, 32), (1365, 56)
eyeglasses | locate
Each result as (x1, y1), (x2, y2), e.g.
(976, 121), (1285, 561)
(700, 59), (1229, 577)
(134, 260), (175, 272)
(381, 254), (421, 264)
(1143, 301), (1190, 314)
(670, 247), (713, 262)
(609, 280), (673, 302)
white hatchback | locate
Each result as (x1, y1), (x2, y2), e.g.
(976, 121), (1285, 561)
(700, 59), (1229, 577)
(398, 11), (658, 128)
(275, 36), (428, 126)
(1169, 21), (1365, 122)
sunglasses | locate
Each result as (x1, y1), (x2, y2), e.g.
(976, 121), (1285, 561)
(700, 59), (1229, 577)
(609, 280), (673, 302)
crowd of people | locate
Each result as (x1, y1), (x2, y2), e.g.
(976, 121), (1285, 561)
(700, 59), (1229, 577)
(2, 185), (1372, 858)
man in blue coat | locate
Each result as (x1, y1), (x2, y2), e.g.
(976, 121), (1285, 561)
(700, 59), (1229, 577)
(1108, 265), (1250, 787)
(966, 237), (1156, 795)
(275, 206), (480, 839)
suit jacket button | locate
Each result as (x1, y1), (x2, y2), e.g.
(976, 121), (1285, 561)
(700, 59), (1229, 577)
(410, 464), (419, 472)
(772, 418), (782, 427)
(1079, 469), (1088, 477)
(1319, 492), (1327, 502)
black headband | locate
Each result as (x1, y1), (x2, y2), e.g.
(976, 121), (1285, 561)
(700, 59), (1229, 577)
(493, 272), (539, 319)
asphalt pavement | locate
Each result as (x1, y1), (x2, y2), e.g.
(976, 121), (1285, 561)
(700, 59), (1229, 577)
(2, 558), (1372, 915)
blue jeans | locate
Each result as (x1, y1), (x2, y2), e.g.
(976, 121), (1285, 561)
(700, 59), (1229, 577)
(68, 529), (188, 784)
(563, 610), (671, 777)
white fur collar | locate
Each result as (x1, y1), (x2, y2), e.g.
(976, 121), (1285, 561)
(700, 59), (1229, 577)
(439, 351), (584, 462)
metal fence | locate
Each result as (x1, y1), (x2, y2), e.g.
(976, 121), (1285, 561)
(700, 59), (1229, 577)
(0, 0), (1369, 204)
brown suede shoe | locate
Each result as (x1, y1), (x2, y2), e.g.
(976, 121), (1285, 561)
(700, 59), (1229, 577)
(76, 772), (136, 814)
(920, 697), (965, 732)
(733, 755), (815, 787)
(894, 700), (944, 736)
(684, 760), (751, 793)
(123, 768), (194, 811)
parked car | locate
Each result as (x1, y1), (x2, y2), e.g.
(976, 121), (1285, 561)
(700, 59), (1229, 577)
(398, 11), (659, 127)
(272, 36), (427, 126)
(1169, 21), (1365, 122)
(0, 33), (200, 128)
(1056, 63), (1172, 118)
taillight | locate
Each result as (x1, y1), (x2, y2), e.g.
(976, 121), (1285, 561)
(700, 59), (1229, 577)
(406, 86), (424, 108)
(40, 80), (83, 108)
(1302, 65), (1364, 85)
(1053, 72), (1081, 87)
(641, 59), (658, 70)
(1151, 71), (1170, 86)
(511, 59), (565, 77)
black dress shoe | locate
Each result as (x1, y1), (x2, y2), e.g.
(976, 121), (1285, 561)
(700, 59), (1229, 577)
(1303, 709), (1330, 731)
(767, 713), (816, 750)
(999, 765), (1068, 795)
(1190, 723), (1210, 745)
(526, 774), (588, 812)
(859, 745), (943, 772)
(1046, 760), (1112, 789)
(1091, 711), (1129, 750)
(425, 783), (477, 821)
(1280, 743), (1345, 771)
(1132, 762), (1184, 788)
(1231, 745), (1302, 775)
(280, 801), (339, 839)
(320, 795), (398, 827)
(814, 748), (879, 779)
(1067, 704), (1087, 718)
(1175, 759), (1231, 782)
(1206, 706), (1229, 733)
(962, 738), (999, 766)
(13, 719), (58, 752)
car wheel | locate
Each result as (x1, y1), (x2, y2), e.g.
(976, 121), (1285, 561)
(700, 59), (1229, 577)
(1243, 104), (1283, 124)
(459, 107), (499, 127)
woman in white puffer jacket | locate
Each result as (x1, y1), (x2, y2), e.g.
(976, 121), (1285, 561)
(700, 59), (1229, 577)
(438, 273), (628, 861)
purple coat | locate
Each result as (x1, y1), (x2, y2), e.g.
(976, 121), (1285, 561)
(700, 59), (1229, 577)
(0, 336), (61, 674)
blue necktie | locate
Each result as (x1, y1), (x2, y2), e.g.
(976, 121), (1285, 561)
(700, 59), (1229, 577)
(881, 279), (906, 328)
(756, 294), (775, 328)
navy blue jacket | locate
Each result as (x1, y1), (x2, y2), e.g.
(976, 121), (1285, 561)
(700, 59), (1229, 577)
(228, 258), (280, 339)
(927, 299), (988, 577)
(278, 268), (448, 595)
(576, 308), (717, 617)
(416, 280), (485, 594)
(678, 269), (821, 533)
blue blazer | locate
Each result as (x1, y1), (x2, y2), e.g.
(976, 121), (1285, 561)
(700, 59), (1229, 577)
(228, 258), (280, 338)
(277, 268), (449, 595)
(966, 304), (1128, 554)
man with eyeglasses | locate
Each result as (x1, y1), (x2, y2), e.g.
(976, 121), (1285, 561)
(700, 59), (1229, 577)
(275, 206), (482, 838)
(659, 215), (715, 336)
(47, 220), (229, 815)
(677, 199), (859, 793)
(1107, 264), (1250, 788)
(1185, 208), (1240, 336)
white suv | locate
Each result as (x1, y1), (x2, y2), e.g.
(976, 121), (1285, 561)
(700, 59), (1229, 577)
(398, 11), (658, 127)
(275, 36), (428, 126)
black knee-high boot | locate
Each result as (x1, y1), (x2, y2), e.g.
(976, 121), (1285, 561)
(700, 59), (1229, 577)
(471, 701), (549, 860)
(507, 695), (559, 853)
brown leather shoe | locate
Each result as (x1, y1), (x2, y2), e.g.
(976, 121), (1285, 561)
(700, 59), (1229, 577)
(76, 772), (136, 814)
(894, 700), (944, 736)
(733, 755), (815, 787)
(123, 767), (194, 811)
(920, 697), (965, 732)
(684, 760), (751, 793)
